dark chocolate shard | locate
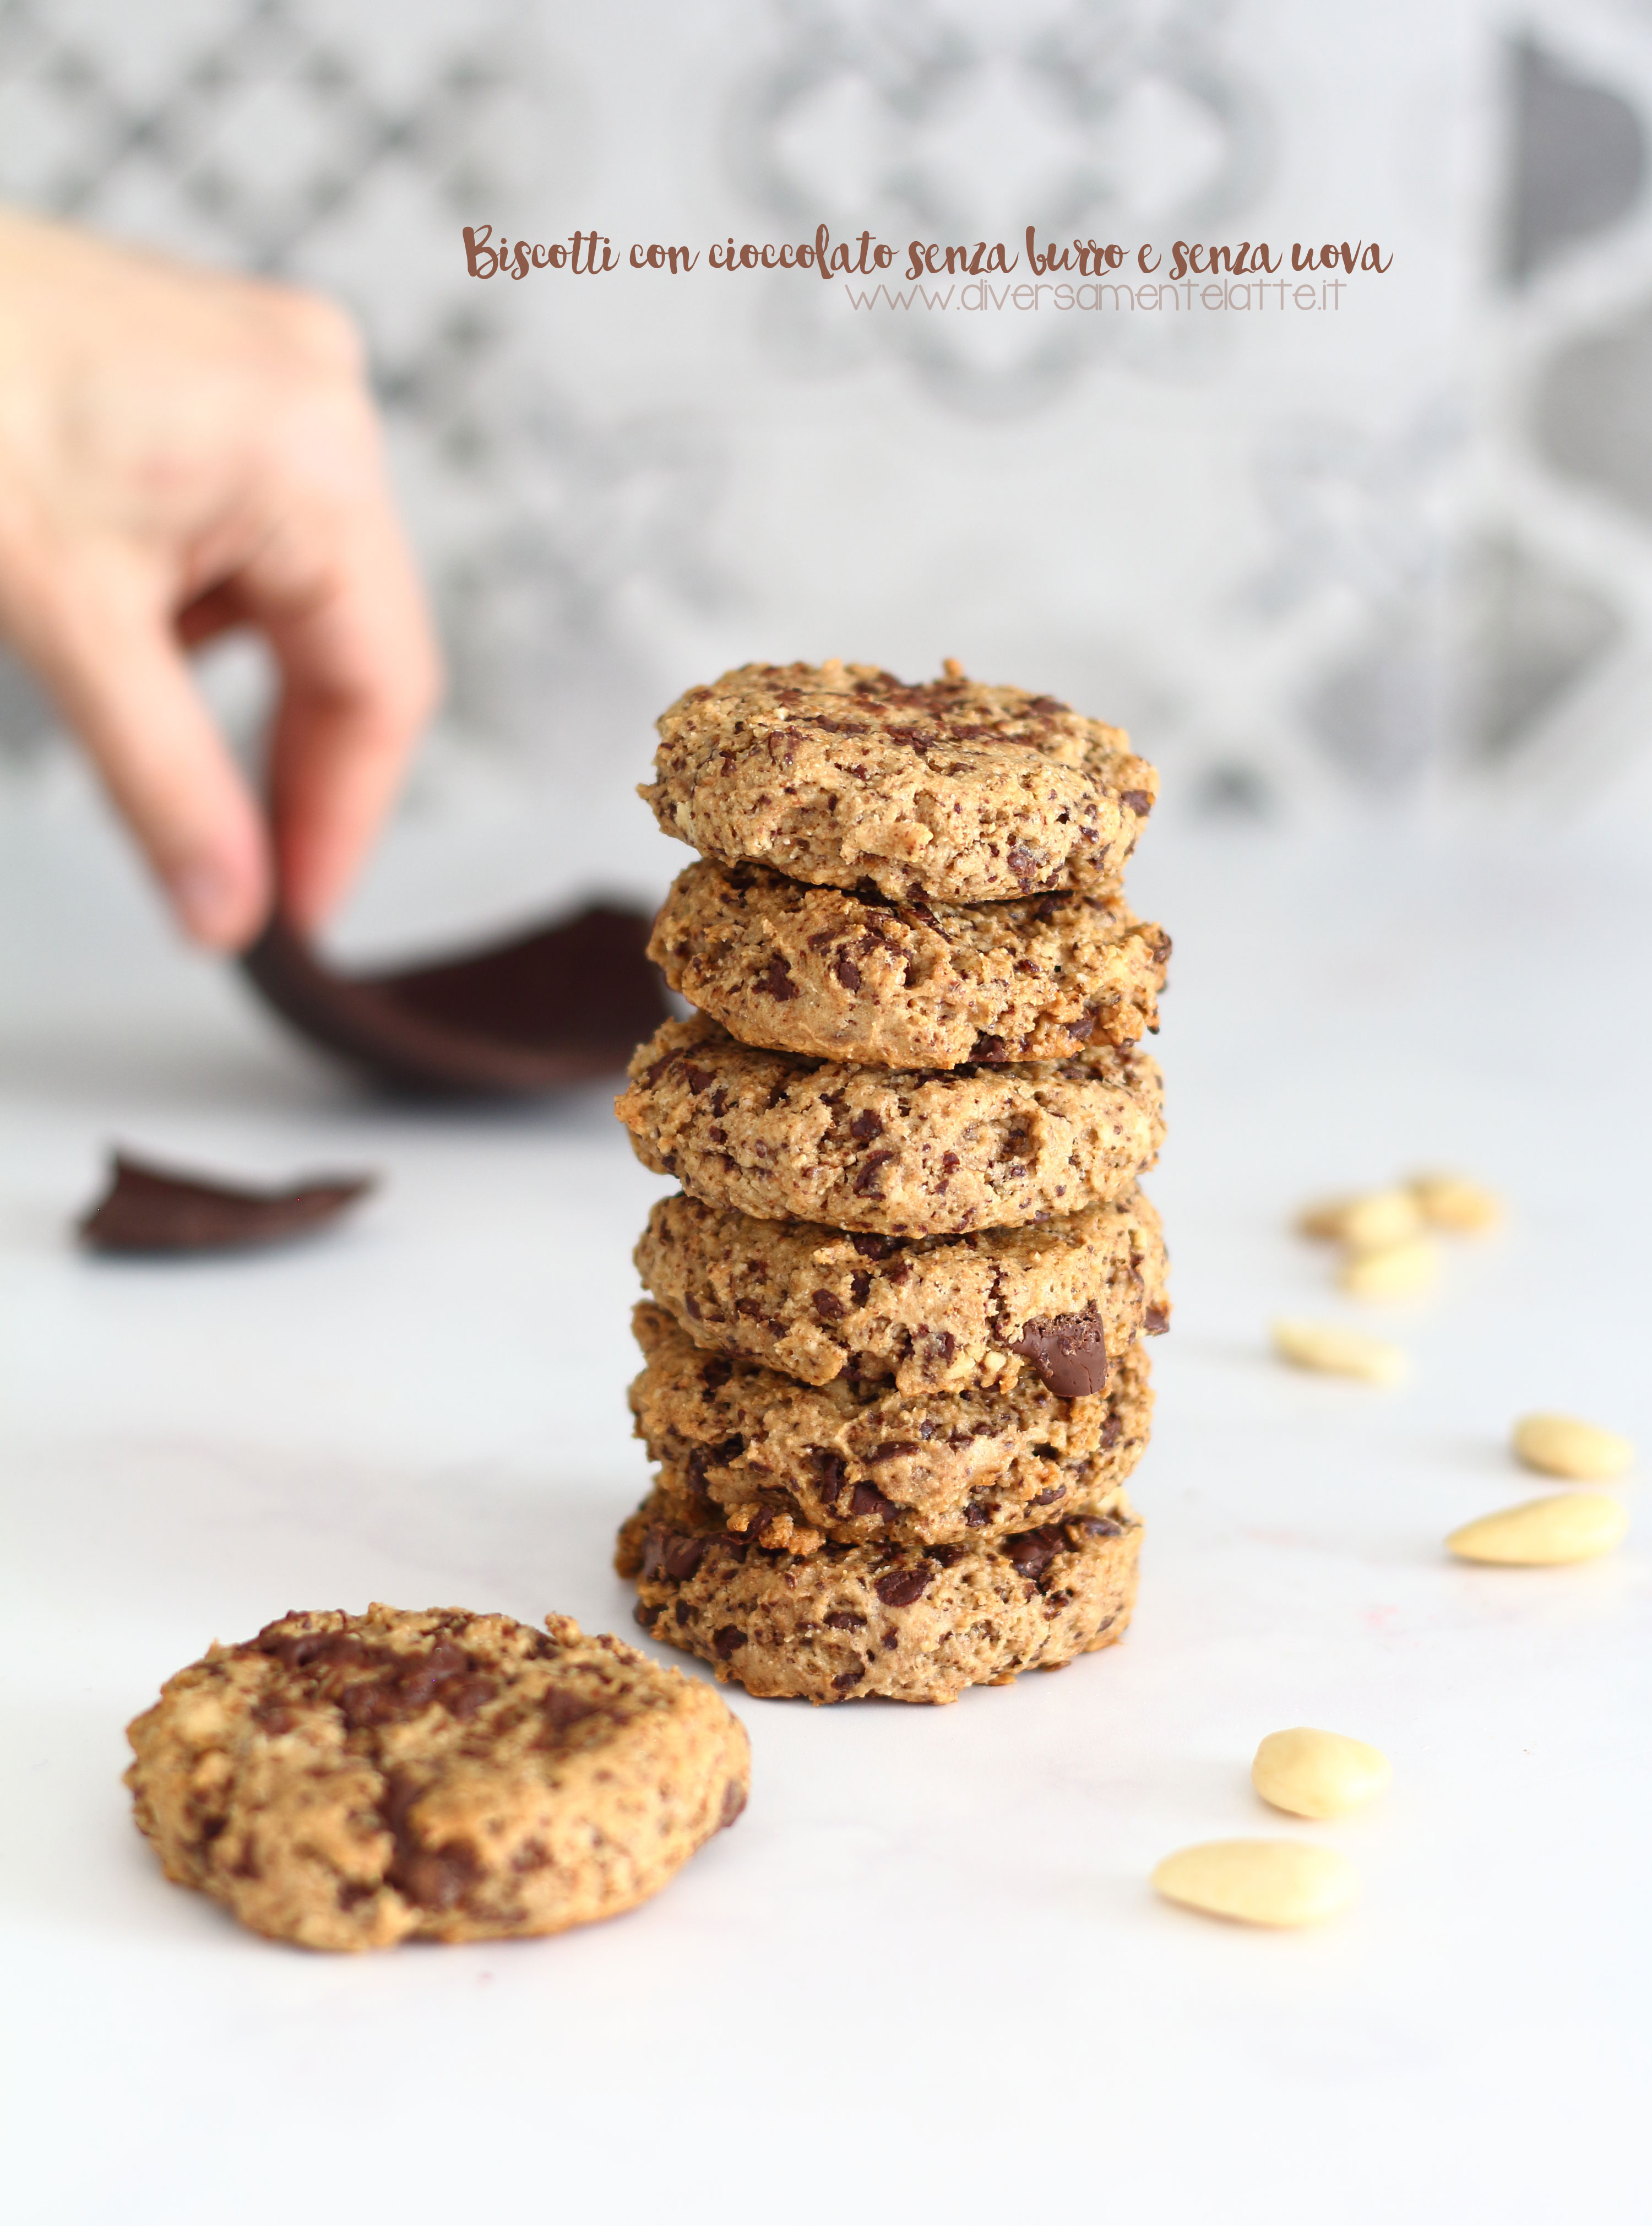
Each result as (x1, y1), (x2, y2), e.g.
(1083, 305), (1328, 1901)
(78, 1152), (374, 1254)
(240, 902), (670, 1096)
(1009, 1309), (1109, 1398)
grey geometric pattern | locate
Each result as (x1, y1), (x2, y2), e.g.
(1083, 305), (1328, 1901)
(1506, 37), (1644, 285)
(730, 0), (1269, 417)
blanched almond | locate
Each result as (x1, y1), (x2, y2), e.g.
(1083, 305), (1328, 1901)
(1298, 1188), (1423, 1250)
(1152, 1839), (1359, 1928)
(1513, 1413), (1633, 1482)
(1409, 1172), (1503, 1234)
(1271, 1318), (1406, 1385)
(1252, 1728), (1391, 1818)
(1447, 1492), (1628, 1565)
(1338, 1235), (1439, 1301)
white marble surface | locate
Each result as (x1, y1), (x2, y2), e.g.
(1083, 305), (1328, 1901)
(3, 790), (1650, 2224)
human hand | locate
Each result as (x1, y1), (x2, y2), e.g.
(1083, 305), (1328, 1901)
(0, 208), (441, 948)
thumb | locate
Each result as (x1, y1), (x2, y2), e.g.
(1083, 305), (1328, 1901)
(26, 562), (273, 947)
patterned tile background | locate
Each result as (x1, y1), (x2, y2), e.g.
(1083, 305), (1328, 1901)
(1, 0), (1650, 913)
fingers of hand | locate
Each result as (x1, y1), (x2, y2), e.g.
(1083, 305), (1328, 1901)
(25, 556), (271, 947)
(256, 498), (442, 929)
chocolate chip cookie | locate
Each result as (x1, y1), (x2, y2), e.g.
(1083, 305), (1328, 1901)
(649, 859), (1168, 1067)
(618, 1487), (1142, 1704)
(124, 1605), (749, 1951)
(640, 661), (1155, 903)
(635, 1186), (1168, 1395)
(630, 1297), (1152, 1549)
(616, 1013), (1165, 1237)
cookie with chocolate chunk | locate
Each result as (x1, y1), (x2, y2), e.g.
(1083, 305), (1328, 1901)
(633, 1302), (1151, 1551)
(649, 860), (1167, 1068)
(616, 1013), (1164, 1238)
(124, 1605), (748, 1952)
(635, 1186), (1168, 1396)
(617, 1486), (1142, 1704)
(641, 661), (1154, 903)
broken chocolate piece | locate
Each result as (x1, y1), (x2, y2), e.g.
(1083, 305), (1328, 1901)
(240, 902), (669, 1096)
(78, 1152), (374, 1254)
(1009, 1309), (1109, 1398)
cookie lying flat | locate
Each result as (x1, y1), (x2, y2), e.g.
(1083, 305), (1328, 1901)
(124, 1605), (748, 1952)
(641, 661), (1155, 904)
(618, 1487), (1142, 1704)
(631, 1299), (1152, 1549)
(636, 1187), (1169, 1396)
(649, 860), (1168, 1068)
(616, 1013), (1165, 1237)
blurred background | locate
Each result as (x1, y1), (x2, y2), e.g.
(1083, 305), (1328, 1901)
(2, 0), (1652, 938)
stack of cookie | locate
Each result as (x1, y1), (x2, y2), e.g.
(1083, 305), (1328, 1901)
(614, 659), (1170, 1705)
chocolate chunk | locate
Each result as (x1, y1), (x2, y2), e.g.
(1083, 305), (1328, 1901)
(849, 1232), (896, 1259)
(824, 1611), (867, 1630)
(1003, 1526), (1066, 1581)
(853, 1149), (895, 1196)
(241, 902), (668, 1096)
(874, 1566), (932, 1608)
(1010, 1309), (1109, 1397)
(849, 1109), (885, 1143)
(253, 1625), (372, 1671)
(78, 1152), (374, 1255)
(867, 1441), (920, 1463)
(811, 1288), (845, 1321)
(832, 1668), (866, 1691)
(754, 953), (798, 1001)
(833, 954), (862, 991)
(664, 1535), (708, 1582)
(849, 1480), (898, 1518)
(539, 1688), (601, 1737)
(809, 1450), (849, 1500)
(850, 1271), (872, 1305)
(712, 1625), (746, 1659)
(389, 1845), (481, 1911)
(1143, 1306), (1169, 1336)
(971, 1032), (1008, 1061)
(1121, 789), (1152, 816)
